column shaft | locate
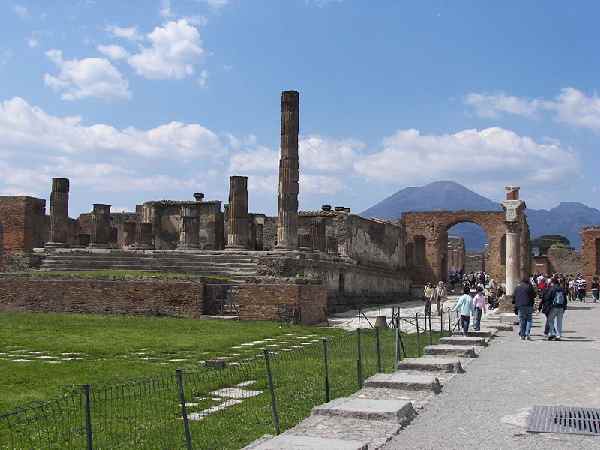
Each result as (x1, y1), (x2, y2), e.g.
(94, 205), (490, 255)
(227, 176), (249, 249)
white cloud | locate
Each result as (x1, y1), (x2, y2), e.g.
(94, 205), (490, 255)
(464, 92), (541, 118)
(44, 49), (131, 101)
(300, 135), (364, 172)
(13, 4), (29, 18)
(301, 174), (345, 194)
(0, 97), (225, 159)
(202, 0), (229, 8)
(197, 69), (208, 88)
(97, 44), (129, 60)
(128, 19), (204, 80)
(160, 0), (174, 18)
(27, 36), (39, 48)
(229, 146), (278, 173)
(465, 87), (600, 132)
(354, 127), (579, 192)
(105, 25), (142, 41)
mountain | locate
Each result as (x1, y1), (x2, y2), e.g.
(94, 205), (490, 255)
(361, 181), (600, 250)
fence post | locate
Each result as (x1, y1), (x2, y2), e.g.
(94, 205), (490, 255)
(415, 313), (421, 357)
(375, 327), (382, 373)
(356, 328), (363, 387)
(176, 369), (193, 450)
(394, 325), (399, 370)
(263, 349), (281, 435)
(82, 384), (93, 450)
(322, 338), (330, 403)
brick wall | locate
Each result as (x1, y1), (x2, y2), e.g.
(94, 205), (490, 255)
(0, 277), (204, 318)
(233, 283), (327, 325)
(0, 196), (47, 253)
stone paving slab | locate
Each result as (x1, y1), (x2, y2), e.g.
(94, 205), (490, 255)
(439, 336), (488, 346)
(396, 357), (464, 373)
(481, 322), (513, 331)
(364, 372), (442, 393)
(312, 398), (415, 422)
(351, 387), (435, 410)
(424, 344), (478, 358)
(452, 329), (497, 338)
(244, 434), (368, 450)
(286, 414), (410, 449)
(210, 387), (262, 399)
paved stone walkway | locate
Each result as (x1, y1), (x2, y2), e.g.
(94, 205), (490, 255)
(383, 302), (600, 449)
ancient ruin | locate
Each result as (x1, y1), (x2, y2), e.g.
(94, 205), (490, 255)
(0, 89), (535, 318)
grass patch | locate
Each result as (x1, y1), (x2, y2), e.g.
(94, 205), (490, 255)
(0, 312), (445, 448)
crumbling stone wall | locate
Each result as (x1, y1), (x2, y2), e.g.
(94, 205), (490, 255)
(546, 246), (582, 275)
(581, 227), (600, 283)
(0, 276), (204, 317)
(0, 196), (47, 252)
(232, 283), (327, 324)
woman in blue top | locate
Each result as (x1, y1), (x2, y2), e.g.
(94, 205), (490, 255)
(452, 286), (474, 336)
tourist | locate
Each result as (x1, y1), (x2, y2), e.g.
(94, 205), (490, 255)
(423, 283), (433, 317)
(539, 277), (556, 336)
(435, 281), (446, 314)
(575, 275), (587, 302)
(472, 286), (487, 331)
(592, 277), (599, 303)
(513, 276), (536, 341)
(541, 276), (568, 341)
(452, 286), (474, 336)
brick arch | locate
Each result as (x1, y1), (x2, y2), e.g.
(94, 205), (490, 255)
(401, 210), (529, 284)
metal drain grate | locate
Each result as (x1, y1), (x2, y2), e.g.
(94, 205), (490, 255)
(528, 405), (600, 435)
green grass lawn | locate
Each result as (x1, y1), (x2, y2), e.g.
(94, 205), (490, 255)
(0, 312), (339, 412)
(0, 312), (444, 449)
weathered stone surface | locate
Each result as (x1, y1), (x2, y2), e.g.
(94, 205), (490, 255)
(364, 372), (442, 393)
(452, 329), (496, 338)
(312, 397), (415, 423)
(424, 344), (478, 358)
(396, 357), (465, 373)
(47, 178), (69, 246)
(481, 322), (513, 331)
(227, 176), (249, 249)
(245, 435), (368, 450)
(439, 336), (488, 347)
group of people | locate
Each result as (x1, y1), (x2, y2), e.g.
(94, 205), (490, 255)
(532, 273), (595, 303)
(452, 285), (488, 334)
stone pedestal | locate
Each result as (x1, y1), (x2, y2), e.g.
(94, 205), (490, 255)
(46, 178), (70, 248)
(178, 205), (200, 250)
(132, 223), (153, 249)
(89, 204), (111, 248)
(226, 176), (249, 249)
(276, 90), (299, 250)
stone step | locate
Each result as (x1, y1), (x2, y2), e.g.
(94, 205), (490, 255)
(245, 435), (368, 450)
(312, 397), (415, 423)
(481, 322), (513, 331)
(424, 345), (478, 358)
(396, 357), (464, 373)
(439, 336), (488, 347)
(452, 329), (497, 338)
(363, 372), (442, 393)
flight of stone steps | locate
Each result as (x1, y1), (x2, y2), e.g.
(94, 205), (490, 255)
(39, 251), (260, 283)
(245, 313), (516, 449)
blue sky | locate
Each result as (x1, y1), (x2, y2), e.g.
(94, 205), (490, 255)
(1, 0), (599, 216)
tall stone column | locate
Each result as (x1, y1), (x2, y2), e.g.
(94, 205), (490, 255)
(178, 204), (200, 250)
(502, 186), (526, 304)
(226, 176), (249, 249)
(46, 178), (70, 247)
(505, 222), (521, 298)
(276, 90), (299, 250)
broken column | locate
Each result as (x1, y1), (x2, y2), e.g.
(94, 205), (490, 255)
(311, 218), (327, 252)
(89, 204), (111, 248)
(226, 176), (249, 249)
(46, 178), (70, 247)
(133, 223), (153, 249)
(276, 90), (299, 250)
(502, 186), (525, 304)
(178, 204), (200, 250)
(122, 222), (136, 248)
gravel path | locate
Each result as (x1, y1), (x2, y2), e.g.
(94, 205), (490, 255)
(383, 301), (600, 449)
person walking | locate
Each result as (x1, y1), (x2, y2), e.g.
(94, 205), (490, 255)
(541, 276), (568, 341)
(423, 283), (433, 317)
(513, 276), (536, 341)
(472, 286), (487, 331)
(436, 281), (446, 315)
(452, 286), (474, 336)
(576, 275), (587, 302)
(591, 277), (599, 303)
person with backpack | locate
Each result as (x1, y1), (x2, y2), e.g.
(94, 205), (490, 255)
(513, 276), (536, 341)
(591, 277), (599, 303)
(542, 276), (568, 340)
(452, 286), (474, 336)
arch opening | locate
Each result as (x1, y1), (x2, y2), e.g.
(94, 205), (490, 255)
(446, 222), (489, 282)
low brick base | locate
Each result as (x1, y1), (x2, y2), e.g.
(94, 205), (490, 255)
(0, 277), (204, 318)
(232, 283), (327, 325)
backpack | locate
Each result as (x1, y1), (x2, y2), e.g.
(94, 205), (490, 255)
(553, 290), (566, 306)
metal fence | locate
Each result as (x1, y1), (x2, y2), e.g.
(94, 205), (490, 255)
(0, 313), (451, 449)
